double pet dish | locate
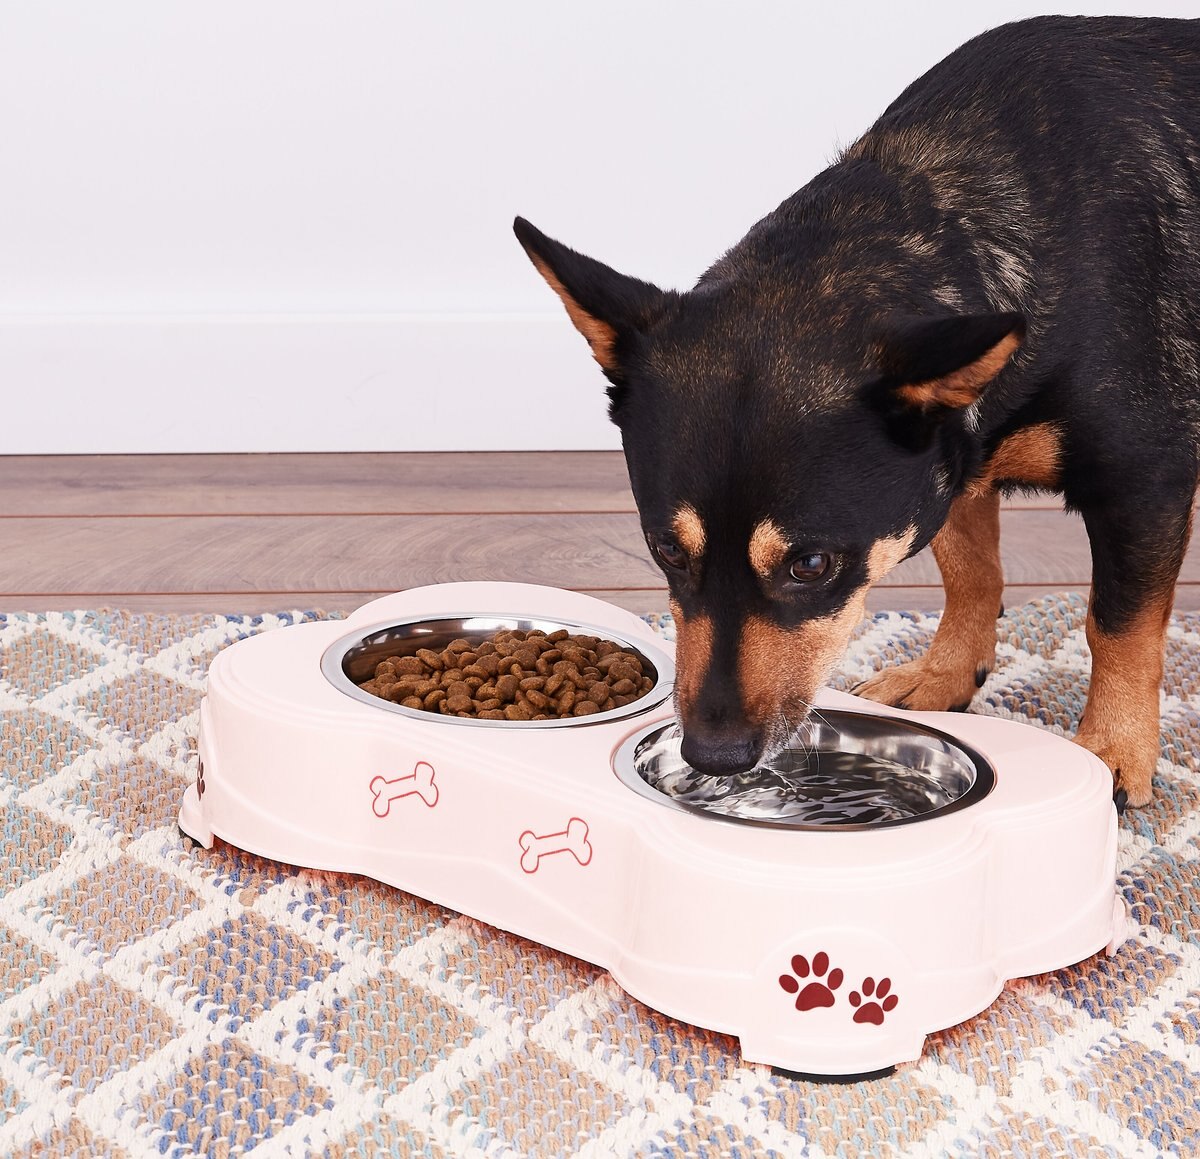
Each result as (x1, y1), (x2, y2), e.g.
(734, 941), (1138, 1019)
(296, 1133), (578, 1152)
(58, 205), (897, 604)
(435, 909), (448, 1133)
(178, 582), (1129, 1077)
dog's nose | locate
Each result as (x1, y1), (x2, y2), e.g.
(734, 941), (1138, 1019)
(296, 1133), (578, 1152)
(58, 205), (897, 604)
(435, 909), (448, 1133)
(679, 725), (762, 776)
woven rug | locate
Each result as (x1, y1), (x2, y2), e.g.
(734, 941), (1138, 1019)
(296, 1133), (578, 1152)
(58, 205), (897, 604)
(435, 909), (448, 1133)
(0, 596), (1198, 1158)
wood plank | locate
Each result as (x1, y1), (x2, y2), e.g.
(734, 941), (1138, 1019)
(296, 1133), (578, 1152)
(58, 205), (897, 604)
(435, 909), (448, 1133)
(6, 506), (1193, 598)
(866, 585), (1048, 613)
(14, 449), (1200, 629)
(863, 584), (1200, 613)
(0, 513), (660, 593)
(0, 452), (637, 516)
(883, 508), (1102, 586)
(0, 452), (1064, 517)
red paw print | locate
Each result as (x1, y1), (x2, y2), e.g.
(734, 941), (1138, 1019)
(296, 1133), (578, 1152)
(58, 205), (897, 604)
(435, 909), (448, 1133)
(849, 976), (898, 1024)
(778, 951), (844, 1011)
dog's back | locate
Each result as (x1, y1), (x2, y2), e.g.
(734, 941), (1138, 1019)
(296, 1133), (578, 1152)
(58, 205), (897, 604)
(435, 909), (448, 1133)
(876, 16), (1200, 143)
(768, 15), (1200, 441)
(843, 17), (1200, 406)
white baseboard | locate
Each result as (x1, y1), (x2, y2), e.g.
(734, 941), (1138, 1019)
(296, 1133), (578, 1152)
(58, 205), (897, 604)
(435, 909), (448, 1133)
(0, 313), (622, 453)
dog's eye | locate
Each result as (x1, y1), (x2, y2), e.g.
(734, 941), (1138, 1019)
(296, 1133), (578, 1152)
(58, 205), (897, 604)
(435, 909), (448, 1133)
(649, 534), (688, 571)
(787, 552), (832, 583)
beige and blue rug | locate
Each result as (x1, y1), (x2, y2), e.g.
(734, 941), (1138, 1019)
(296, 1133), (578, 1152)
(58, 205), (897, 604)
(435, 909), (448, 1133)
(1, 596), (1198, 1157)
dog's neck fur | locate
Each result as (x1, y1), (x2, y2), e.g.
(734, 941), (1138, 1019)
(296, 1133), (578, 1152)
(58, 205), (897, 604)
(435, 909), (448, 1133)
(694, 148), (1043, 486)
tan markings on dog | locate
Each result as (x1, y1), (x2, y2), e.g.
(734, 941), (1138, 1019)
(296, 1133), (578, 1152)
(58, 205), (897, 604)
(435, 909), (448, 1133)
(739, 592), (868, 729)
(966, 423), (1062, 498)
(932, 491), (1003, 616)
(856, 503), (1000, 713)
(525, 251), (619, 370)
(1075, 597), (1172, 806)
(867, 527), (917, 582)
(748, 519), (789, 579)
(670, 599), (713, 720)
(915, 491), (1001, 682)
(735, 529), (914, 726)
(896, 329), (1022, 411)
(672, 505), (706, 559)
(929, 490), (1003, 671)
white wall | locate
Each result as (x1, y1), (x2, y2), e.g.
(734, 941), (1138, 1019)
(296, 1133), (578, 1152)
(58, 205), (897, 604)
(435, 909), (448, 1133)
(1, 1), (1194, 453)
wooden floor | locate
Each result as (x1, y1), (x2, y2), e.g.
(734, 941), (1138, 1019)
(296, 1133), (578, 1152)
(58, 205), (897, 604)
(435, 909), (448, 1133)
(3, 452), (1200, 615)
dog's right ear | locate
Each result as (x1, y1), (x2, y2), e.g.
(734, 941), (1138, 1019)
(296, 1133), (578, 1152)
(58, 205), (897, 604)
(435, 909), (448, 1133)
(864, 311), (1025, 450)
(513, 217), (673, 382)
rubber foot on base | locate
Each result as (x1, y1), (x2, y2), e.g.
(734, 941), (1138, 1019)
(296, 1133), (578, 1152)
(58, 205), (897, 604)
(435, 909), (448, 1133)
(771, 1065), (896, 1085)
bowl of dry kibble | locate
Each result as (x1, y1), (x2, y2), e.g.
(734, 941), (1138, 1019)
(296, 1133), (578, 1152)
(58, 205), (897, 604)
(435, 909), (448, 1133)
(320, 614), (675, 728)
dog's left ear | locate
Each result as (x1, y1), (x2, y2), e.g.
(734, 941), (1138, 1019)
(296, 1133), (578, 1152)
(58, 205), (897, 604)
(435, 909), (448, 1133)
(513, 216), (673, 381)
(874, 312), (1026, 412)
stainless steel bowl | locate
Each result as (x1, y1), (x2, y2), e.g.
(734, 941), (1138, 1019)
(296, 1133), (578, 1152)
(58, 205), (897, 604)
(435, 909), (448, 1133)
(613, 710), (994, 829)
(321, 614), (675, 729)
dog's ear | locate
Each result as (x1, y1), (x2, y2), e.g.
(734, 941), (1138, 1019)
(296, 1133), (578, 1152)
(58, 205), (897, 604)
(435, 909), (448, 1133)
(514, 217), (672, 380)
(874, 312), (1025, 411)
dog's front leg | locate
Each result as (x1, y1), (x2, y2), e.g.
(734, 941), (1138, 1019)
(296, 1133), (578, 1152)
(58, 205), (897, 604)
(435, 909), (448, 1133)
(855, 487), (1003, 711)
(1074, 604), (1167, 808)
(1072, 499), (1192, 807)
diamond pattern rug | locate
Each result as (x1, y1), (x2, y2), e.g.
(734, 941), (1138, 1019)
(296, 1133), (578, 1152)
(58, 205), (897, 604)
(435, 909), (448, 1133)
(1, 596), (1198, 1157)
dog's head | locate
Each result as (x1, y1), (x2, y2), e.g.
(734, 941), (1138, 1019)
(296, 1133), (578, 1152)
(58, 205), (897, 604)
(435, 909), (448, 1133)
(514, 216), (1022, 774)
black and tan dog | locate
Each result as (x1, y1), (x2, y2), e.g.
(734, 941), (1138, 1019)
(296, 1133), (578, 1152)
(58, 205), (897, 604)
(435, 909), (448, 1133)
(515, 16), (1200, 807)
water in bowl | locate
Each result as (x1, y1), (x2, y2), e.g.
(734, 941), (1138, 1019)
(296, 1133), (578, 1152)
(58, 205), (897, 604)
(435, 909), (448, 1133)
(635, 726), (966, 825)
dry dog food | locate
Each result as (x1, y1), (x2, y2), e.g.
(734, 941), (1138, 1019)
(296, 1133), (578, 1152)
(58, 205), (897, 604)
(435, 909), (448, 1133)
(357, 628), (656, 721)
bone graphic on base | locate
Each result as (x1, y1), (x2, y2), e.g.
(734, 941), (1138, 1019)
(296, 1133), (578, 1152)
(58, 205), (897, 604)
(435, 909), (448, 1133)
(370, 762), (438, 815)
(519, 817), (592, 874)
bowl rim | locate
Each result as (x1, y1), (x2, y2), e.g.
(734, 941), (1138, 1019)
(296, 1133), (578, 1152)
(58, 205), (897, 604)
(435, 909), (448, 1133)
(320, 610), (676, 729)
(611, 708), (996, 831)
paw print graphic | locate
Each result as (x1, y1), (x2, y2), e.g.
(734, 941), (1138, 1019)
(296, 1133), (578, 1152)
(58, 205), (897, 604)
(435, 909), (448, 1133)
(778, 951), (844, 1011)
(849, 976), (898, 1024)
(196, 758), (206, 800)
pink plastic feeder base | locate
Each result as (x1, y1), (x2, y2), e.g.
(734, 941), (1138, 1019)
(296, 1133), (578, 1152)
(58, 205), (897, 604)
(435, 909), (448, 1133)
(179, 582), (1131, 1077)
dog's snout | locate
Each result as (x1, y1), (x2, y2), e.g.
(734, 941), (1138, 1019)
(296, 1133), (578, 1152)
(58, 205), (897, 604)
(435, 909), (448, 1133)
(679, 722), (762, 776)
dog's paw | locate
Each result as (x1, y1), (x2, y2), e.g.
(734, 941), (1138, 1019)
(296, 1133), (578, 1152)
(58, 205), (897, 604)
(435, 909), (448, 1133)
(1072, 730), (1154, 808)
(852, 658), (983, 713)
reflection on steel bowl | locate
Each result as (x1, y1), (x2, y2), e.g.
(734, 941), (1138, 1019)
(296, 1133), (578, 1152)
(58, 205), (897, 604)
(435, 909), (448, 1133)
(614, 710), (995, 830)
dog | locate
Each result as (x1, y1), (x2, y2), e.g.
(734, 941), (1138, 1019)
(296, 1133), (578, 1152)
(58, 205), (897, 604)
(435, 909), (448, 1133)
(515, 15), (1200, 808)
